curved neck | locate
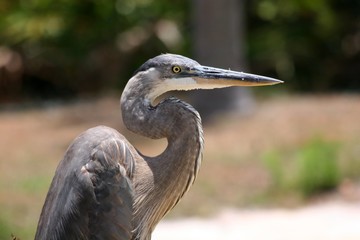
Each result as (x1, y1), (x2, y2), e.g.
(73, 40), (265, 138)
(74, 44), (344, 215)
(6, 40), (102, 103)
(121, 85), (203, 239)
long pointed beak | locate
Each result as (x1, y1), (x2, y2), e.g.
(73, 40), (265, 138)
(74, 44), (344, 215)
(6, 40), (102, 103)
(189, 65), (283, 87)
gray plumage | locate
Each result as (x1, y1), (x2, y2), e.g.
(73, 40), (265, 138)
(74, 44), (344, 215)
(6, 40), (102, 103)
(35, 54), (282, 240)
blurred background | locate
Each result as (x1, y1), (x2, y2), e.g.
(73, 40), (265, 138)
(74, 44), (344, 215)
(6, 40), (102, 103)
(1, 0), (360, 239)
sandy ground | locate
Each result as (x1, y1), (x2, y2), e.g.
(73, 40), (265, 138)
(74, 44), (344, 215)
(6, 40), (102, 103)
(153, 200), (360, 240)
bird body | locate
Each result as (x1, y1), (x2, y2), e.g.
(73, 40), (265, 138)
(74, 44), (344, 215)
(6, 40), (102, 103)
(35, 54), (281, 240)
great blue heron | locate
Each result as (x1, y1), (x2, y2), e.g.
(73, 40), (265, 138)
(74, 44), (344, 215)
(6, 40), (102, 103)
(35, 54), (282, 240)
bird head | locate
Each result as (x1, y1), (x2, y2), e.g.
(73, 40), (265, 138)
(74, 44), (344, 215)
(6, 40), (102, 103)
(128, 54), (283, 105)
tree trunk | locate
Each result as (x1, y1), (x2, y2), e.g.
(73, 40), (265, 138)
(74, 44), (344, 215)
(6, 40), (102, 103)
(191, 0), (255, 121)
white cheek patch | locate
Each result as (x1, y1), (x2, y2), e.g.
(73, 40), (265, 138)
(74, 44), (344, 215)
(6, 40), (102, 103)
(147, 77), (198, 102)
(163, 77), (232, 91)
(146, 77), (233, 104)
(164, 77), (199, 91)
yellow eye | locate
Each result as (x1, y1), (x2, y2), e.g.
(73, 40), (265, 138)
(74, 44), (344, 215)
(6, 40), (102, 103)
(172, 66), (181, 73)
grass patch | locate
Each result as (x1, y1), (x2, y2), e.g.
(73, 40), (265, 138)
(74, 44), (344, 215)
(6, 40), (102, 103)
(296, 138), (340, 195)
(263, 137), (341, 197)
(263, 150), (286, 189)
(0, 214), (26, 240)
(15, 175), (51, 194)
(0, 206), (39, 240)
(0, 216), (12, 240)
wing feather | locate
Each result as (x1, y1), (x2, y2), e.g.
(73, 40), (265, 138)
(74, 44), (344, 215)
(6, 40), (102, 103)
(35, 126), (137, 240)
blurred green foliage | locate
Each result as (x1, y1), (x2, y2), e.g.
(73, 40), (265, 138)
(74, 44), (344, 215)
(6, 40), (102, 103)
(247, 0), (360, 91)
(0, 0), (190, 101)
(296, 138), (340, 195)
(263, 149), (285, 189)
(0, 216), (12, 240)
(0, 0), (359, 102)
(263, 137), (342, 197)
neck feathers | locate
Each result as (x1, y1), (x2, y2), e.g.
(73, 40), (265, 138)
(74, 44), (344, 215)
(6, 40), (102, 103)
(121, 94), (203, 240)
